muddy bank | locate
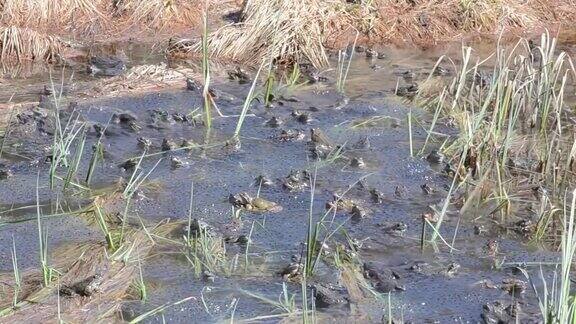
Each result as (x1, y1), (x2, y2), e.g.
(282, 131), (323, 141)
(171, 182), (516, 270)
(0, 0), (575, 68)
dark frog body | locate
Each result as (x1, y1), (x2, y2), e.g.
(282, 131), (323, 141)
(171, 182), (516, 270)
(310, 283), (349, 308)
(363, 262), (405, 293)
(88, 55), (127, 77)
(60, 274), (104, 297)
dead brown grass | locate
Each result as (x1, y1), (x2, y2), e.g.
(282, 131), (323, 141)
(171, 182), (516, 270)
(0, 1), (574, 67)
(0, 221), (181, 323)
(114, 0), (200, 30)
(0, 26), (63, 62)
(369, 0), (576, 46)
(191, 0), (576, 67)
(206, 0), (343, 67)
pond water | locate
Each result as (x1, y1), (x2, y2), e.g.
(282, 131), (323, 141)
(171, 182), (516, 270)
(0, 42), (565, 323)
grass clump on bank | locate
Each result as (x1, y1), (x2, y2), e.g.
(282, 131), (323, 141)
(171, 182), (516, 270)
(0, 0), (574, 64)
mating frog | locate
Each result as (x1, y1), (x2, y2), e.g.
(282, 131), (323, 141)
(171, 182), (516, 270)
(228, 192), (283, 213)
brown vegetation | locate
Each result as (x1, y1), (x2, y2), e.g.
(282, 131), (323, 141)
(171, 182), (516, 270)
(0, 0), (574, 64)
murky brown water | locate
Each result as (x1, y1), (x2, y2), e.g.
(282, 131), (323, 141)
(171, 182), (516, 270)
(0, 42), (566, 323)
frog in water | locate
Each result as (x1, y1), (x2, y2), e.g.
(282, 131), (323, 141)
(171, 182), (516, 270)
(310, 128), (333, 148)
(228, 192), (283, 213)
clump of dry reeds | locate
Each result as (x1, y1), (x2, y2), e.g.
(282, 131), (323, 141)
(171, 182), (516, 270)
(113, 0), (200, 29)
(206, 0), (344, 67)
(370, 0), (540, 45)
(0, 0), (104, 27)
(0, 26), (63, 62)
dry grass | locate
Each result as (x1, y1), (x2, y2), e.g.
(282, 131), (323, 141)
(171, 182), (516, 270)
(0, 0), (573, 63)
(0, 221), (181, 322)
(188, 0), (576, 67)
(0, 26), (63, 62)
(114, 0), (200, 29)
(0, 0), (105, 28)
(205, 0), (344, 67)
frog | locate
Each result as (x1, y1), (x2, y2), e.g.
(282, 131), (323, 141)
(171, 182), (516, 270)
(310, 128), (333, 148)
(482, 301), (523, 324)
(350, 204), (368, 219)
(349, 157), (365, 168)
(172, 112), (189, 123)
(426, 150), (444, 164)
(369, 188), (385, 203)
(379, 222), (408, 236)
(394, 185), (408, 198)
(395, 83), (419, 98)
(0, 167), (13, 180)
(365, 48), (378, 58)
(278, 129), (305, 142)
(282, 170), (310, 191)
(325, 193), (356, 212)
(474, 71), (491, 88)
(309, 143), (332, 160)
(310, 283), (349, 308)
(474, 224), (488, 235)
(113, 112), (140, 131)
(399, 70), (416, 82)
(420, 183), (435, 195)
(407, 261), (432, 274)
(500, 278), (527, 296)
(60, 274), (104, 297)
(137, 137), (152, 149)
(442, 262), (460, 278)
(202, 270), (216, 283)
(170, 156), (189, 168)
(363, 262), (405, 293)
(251, 197), (283, 212)
(119, 158), (138, 171)
(162, 138), (178, 151)
(253, 175), (274, 188)
(433, 66), (451, 76)
(265, 116), (283, 127)
(115, 112), (137, 124)
(181, 138), (196, 149)
(279, 255), (303, 281)
(87, 55), (126, 77)
(228, 192), (283, 213)
(509, 219), (535, 236)
(443, 163), (456, 176)
(150, 109), (173, 124)
(353, 135), (371, 150)
(93, 123), (107, 137)
(188, 218), (217, 238)
(225, 234), (250, 245)
(484, 240), (499, 257)
(303, 66), (329, 83)
(228, 67), (250, 84)
(292, 110), (311, 124)
(223, 137), (241, 153)
(186, 78), (199, 91)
